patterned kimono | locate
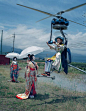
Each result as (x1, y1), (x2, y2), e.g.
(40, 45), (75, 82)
(16, 61), (37, 99)
(10, 61), (19, 82)
(51, 43), (65, 71)
(25, 61), (37, 96)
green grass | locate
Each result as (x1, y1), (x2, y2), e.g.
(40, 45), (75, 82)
(70, 62), (86, 71)
(0, 62), (86, 111)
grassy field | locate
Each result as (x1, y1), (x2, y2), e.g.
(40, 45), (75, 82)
(0, 62), (86, 111)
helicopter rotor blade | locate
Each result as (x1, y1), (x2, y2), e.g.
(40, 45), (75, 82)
(68, 19), (86, 27)
(36, 15), (53, 22)
(17, 3), (86, 25)
(57, 3), (86, 14)
(17, 4), (55, 16)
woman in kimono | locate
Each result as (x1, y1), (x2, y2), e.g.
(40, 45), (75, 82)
(10, 57), (19, 83)
(16, 54), (38, 99)
(46, 36), (66, 72)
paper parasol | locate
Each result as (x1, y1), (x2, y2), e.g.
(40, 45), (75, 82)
(5, 52), (20, 59)
(19, 46), (44, 59)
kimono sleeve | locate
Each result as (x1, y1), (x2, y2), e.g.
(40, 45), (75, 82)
(59, 44), (66, 51)
(28, 61), (34, 68)
(50, 45), (56, 50)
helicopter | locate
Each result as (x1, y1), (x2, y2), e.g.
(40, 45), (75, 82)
(17, 3), (86, 43)
(16, 3), (86, 74)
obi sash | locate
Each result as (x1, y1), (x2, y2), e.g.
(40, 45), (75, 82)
(30, 67), (35, 71)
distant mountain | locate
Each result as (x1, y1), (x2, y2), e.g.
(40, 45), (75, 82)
(0, 45), (22, 54)
(71, 53), (86, 63)
(35, 50), (56, 58)
(35, 50), (86, 63)
(0, 45), (86, 63)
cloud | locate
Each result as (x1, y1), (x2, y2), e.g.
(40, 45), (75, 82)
(3, 24), (50, 50)
(0, 0), (86, 56)
(2, 24), (86, 56)
(0, 25), (4, 30)
(67, 32), (86, 55)
(68, 32), (86, 46)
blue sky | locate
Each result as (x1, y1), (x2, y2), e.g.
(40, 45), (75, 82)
(0, 0), (86, 55)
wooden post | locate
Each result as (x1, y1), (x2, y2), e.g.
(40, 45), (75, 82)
(1, 30), (3, 54)
(13, 33), (15, 52)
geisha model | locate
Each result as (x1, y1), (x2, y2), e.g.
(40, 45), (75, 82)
(10, 57), (19, 82)
(16, 54), (38, 99)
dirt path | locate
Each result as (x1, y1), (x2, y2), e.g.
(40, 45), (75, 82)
(52, 72), (86, 92)
(20, 70), (86, 92)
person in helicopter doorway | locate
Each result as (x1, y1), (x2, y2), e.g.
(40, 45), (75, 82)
(16, 54), (38, 99)
(45, 36), (66, 76)
(10, 57), (19, 83)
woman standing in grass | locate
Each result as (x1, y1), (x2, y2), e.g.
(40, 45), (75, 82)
(16, 54), (38, 99)
(10, 57), (19, 83)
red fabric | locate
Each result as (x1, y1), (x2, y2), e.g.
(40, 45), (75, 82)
(13, 64), (17, 70)
(30, 68), (35, 71)
(16, 95), (23, 100)
(25, 90), (29, 95)
(31, 82), (36, 95)
(12, 76), (16, 82)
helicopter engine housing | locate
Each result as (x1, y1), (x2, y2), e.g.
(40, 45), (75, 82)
(51, 18), (69, 30)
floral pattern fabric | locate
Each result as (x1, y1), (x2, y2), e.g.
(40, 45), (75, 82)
(10, 61), (19, 82)
(16, 61), (37, 99)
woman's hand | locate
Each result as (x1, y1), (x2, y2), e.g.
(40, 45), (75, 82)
(46, 41), (52, 49)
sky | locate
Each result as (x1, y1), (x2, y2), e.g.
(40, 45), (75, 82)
(0, 0), (86, 56)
